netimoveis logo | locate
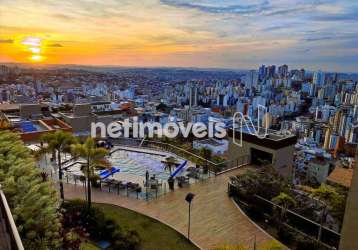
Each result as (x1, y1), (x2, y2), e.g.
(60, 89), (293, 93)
(232, 105), (269, 147)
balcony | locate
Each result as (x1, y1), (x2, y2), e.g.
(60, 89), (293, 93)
(0, 187), (24, 250)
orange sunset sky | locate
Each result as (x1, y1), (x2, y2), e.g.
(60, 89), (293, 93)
(1, 0), (358, 71)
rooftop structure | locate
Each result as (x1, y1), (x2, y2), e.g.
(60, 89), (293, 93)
(0, 104), (72, 142)
(326, 167), (353, 188)
(227, 127), (297, 177)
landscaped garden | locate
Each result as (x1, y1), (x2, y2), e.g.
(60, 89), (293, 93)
(95, 203), (198, 250)
(64, 200), (199, 250)
(228, 167), (347, 250)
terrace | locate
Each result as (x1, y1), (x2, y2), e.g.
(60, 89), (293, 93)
(64, 166), (274, 250)
(60, 145), (209, 201)
(37, 135), (271, 249)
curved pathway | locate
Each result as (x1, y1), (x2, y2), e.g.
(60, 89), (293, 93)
(64, 167), (274, 250)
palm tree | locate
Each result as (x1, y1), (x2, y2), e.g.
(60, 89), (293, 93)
(71, 137), (110, 208)
(310, 184), (343, 240)
(272, 192), (296, 224)
(199, 147), (212, 160)
(163, 156), (178, 175)
(199, 147), (212, 172)
(39, 130), (76, 201)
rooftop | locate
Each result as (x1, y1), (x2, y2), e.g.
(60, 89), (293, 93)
(0, 103), (20, 112)
(327, 167), (353, 188)
(228, 126), (297, 150)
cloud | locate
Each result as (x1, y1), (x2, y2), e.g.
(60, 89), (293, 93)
(160, 0), (329, 17)
(0, 0), (357, 71)
(21, 37), (42, 46)
(0, 39), (13, 43)
(264, 6), (309, 16)
(304, 36), (335, 42)
(52, 13), (75, 20)
(160, 0), (271, 15)
(303, 33), (358, 42)
(48, 43), (63, 47)
(312, 12), (358, 21)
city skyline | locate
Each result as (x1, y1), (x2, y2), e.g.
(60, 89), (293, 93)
(1, 0), (358, 72)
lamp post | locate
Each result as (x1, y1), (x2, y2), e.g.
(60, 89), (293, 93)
(185, 192), (195, 241)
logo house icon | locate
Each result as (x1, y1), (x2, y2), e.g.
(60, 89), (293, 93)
(232, 105), (269, 147)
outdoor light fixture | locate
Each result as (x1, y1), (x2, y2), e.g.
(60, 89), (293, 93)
(185, 192), (195, 203)
(185, 192), (195, 240)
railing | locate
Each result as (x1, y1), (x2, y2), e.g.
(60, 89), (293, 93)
(0, 187), (24, 250)
(63, 172), (180, 201)
(228, 183), (341, 249)
(110, 137), (250, 175)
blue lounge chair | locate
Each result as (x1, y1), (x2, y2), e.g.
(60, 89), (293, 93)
(99, 167), (120, 179)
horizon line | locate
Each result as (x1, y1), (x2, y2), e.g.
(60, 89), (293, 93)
(1, 61), (357, 75)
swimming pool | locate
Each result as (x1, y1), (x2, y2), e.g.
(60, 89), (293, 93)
(108, 149), (181, 180)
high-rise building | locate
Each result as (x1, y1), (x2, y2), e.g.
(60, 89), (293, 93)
(313, 70), (325, 87)
(299, 68), (305, 80)
(266, 65), (276, 79)
(217, 94), (225, 106)
(245, 70), (258, 89)
(189, 84), (198, 108)
(323, 128), (331, 150)
(278, 64), (288, 78)
(258, 65), (265, 80)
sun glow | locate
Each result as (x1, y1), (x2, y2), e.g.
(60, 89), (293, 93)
(29, 47), (41, 53)
(17, 36), (47, 63)
(30, 54), (44, 62)
(21, 37), (41, 47)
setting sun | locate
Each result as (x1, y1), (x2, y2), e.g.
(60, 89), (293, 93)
(29, 47), (41, 53)
(30, 54), (44, 62)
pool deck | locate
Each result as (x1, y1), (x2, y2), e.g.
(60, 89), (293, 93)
(64, 166), (275, 250)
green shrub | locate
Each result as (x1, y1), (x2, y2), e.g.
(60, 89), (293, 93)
(277, 226), (295, 245)
(63, 200), (140, 249)
(113, 229), (140, 250)
(295, 235), (320, 250)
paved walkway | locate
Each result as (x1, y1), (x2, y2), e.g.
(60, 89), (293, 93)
(64, 167), (274, 250)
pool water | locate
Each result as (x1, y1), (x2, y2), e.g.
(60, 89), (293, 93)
(108, 150), (179, 180)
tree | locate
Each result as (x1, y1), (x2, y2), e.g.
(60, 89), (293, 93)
(156, 102), (171, 113)
(71, 137), (110, 208)
(310, 184), (345, 240)
(272, 192), (296, 222)
(39, 130), (76, 201)
(199, 147), (212, 171)
(199, 147), (212, 160)
(311, 184), (342, 205)
(163, 156), (178, 175)
(0, 131), (62, 249)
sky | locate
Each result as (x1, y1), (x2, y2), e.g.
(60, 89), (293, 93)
(0, 0), (358, 72)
